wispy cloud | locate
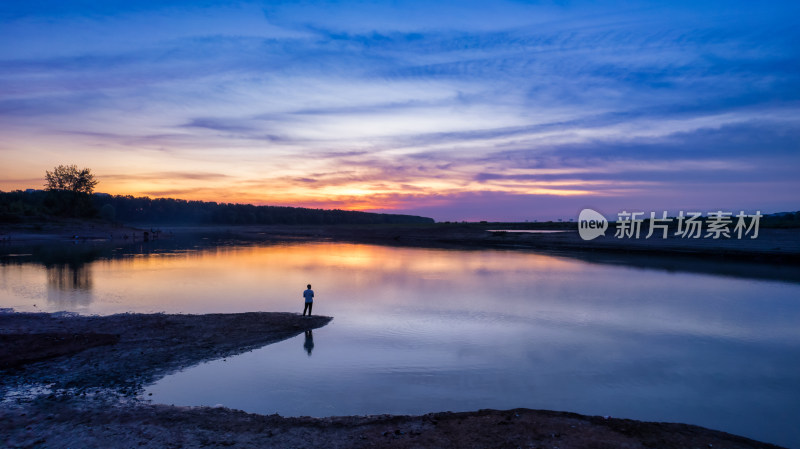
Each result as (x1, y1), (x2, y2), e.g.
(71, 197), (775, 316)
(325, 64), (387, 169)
(1, 0), (799, 219)
(103, 171), (232, 182)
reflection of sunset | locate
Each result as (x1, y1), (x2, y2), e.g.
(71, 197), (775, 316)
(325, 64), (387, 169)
(4, 242), (585, 315)
(3, 241), (800, 349)
(97, 242), (584, 280)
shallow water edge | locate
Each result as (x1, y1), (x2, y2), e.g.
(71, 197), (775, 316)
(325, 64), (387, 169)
(0, 311), (785, 449)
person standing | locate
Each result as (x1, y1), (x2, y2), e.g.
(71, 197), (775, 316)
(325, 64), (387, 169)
(303, 284), (314, 316)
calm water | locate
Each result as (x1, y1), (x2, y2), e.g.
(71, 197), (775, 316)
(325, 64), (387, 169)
(2, 240), (799, 447)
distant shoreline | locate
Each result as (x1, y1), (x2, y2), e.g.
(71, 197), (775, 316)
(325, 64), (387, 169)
(3, 220), (800, 264)
(0, 311), (785, 449)
(201, 222), (800, 264)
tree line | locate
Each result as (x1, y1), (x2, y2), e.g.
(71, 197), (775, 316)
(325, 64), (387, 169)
(1, 165), (433, 225)
(93, 194), (434, 225)
(0, 190), (434, 225)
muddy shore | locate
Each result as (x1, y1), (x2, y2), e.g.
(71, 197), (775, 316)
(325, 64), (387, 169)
(2, 401), (785, 449)
(0, 312), (332, 393)
(0, 311), (785, 448)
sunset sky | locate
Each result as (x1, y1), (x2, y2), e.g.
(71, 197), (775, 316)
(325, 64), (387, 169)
(1, 0), (798, 221)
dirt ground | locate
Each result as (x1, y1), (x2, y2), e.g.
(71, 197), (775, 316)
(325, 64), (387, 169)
(0, 311), (785, 449)
(0, 312), (332, 393)
(0, 219), (145, 244)
(2, 401), (786, 449)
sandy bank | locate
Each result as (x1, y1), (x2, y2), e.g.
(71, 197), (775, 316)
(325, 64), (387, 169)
(0, 312), (785, 449)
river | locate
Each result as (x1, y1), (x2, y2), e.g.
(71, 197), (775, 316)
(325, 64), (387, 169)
(1, 239), (798, 447)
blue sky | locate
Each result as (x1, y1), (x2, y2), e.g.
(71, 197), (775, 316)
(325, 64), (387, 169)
(1, 0), (798, 221)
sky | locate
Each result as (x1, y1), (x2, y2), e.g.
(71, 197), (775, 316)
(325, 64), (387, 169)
(1, 0), (798, 221)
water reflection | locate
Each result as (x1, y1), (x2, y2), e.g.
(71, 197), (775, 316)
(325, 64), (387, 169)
(2, 232), (799, 287)
(2, 239), (800, 447)
(303, 330), (315, 356)
(45, 263), (92, 308)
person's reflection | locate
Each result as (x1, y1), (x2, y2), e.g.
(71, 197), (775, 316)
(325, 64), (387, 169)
(303, 330), (315, 356)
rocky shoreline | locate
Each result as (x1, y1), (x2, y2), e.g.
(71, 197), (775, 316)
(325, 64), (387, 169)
(0, 311), (785, 448)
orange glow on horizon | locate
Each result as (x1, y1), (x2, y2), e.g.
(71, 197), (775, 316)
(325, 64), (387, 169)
(0, 156), (643, 217)
(87, 173), (619, 213)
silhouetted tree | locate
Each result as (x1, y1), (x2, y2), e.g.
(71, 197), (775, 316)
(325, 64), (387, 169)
(43, 165), (99, 217)
(45, 164), (98, 194)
